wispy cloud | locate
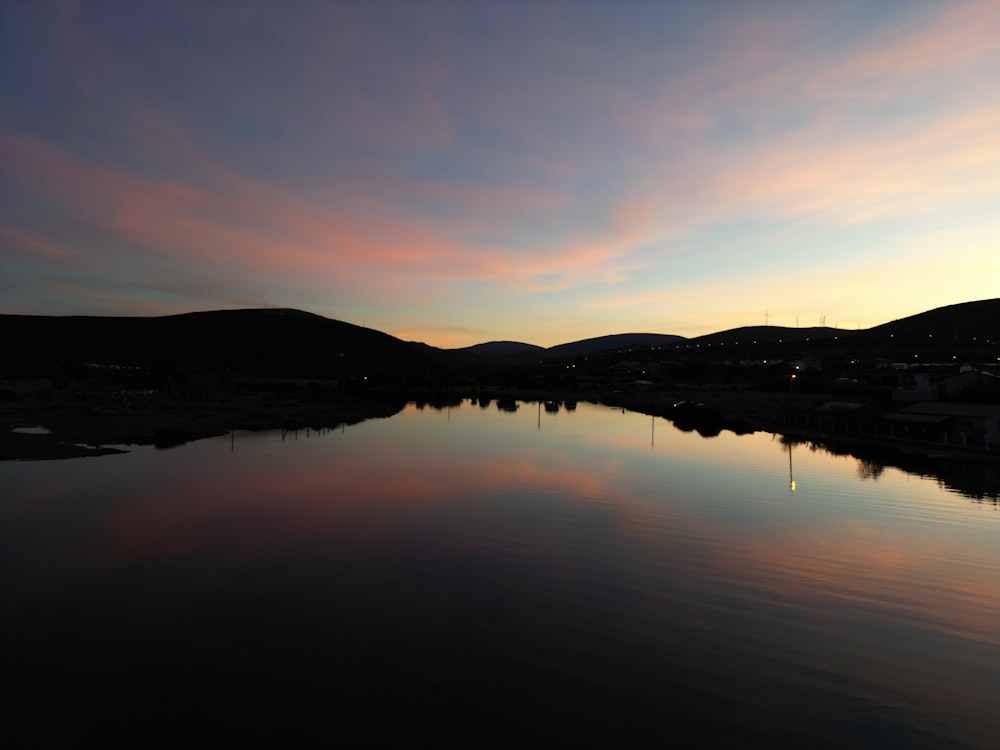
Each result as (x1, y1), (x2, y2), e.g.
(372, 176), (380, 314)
(0, 127), (639, 312)
(2, 2), (998, 344)
(0, 224), (67, 259)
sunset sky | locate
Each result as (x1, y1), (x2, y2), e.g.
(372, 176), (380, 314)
(2, 1), (998, 348)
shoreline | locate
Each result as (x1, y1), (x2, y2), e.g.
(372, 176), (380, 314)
(3, 387), (998, 500)
(592, 388), (1000, 501)
(0, 390), (406, 461)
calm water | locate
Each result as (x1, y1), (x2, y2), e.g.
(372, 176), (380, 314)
(3, 400), (999, 745)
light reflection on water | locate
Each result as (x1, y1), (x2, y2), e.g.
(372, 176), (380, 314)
(2, 400), (998, 745)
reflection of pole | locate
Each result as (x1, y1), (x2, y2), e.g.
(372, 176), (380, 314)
(788, 442), (796, 492)
(537, 401), (541, 430)
(651, 414), (655, 449)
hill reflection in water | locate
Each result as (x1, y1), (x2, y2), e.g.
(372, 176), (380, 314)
(3, 400), (998, 746)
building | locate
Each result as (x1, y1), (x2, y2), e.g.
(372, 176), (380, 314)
(888, 402), (1000, 448)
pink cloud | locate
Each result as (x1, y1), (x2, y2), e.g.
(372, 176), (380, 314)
(709, 104), (1000, 224)
(602, 91), (1000, 252)
(0, 224), (68, 258)
(808, 2), (1000, 102)
(598, 2), (1000, 240)
(7, 1), (997, 341)
(1, 127), (638, 315)
(74, 438), (621, 567)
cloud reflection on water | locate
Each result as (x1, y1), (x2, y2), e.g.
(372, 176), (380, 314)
(3, 401), (997, 745)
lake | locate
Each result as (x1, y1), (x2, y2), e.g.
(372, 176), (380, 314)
(3, 399), (999, 745)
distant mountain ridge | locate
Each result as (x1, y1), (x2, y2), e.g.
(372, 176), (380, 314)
(547, 333), (686, 358)
(867, 298), (1000, 338)
(679, 299), (1000, 349)
(686, 325), (841, 346)
(463, 333), (686, 360)
(458, 298), (999, 359)
(464, 341), (547, 357)
(3, 299), (996, 375)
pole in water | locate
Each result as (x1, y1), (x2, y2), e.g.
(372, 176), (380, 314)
(788, 442), (796, 492)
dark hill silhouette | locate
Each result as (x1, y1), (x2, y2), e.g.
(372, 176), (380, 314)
(865, 298), (1000, 342)
(546, 333), (685, 358)
(3, 298), (996, 380)
(0, 307), (472, 378)
(464, 333), (687, 360)
(464, 341), (547, 357)
(671, 299), (998, 352)
(685, 326), (845, 347)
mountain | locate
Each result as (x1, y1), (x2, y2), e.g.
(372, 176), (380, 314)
(4, 298), (996, 380)
(0, 307), (469, 376)
(865, 298), (1000, 342)
(463, 341), (547, 357)
(685, 325), (844, 347)
(546, 333), (685, 358)
(463, 333), (687, 360)
(673, 299), (999, 358)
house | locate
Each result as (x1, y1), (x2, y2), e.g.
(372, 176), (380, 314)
(892, 370), (933, 401)
(885, 367), (999, 402)
(627, 379), (654, 392)
(934, 369), (997, 400)
(888, 402), (1000, 448)
(788, 358), (822, 373)
(608, 361), (645, 377)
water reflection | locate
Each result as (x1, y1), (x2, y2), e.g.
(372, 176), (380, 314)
(777, 433), (999, 505)
(788, 440), (796, 492)
(856, 458), (886, 481)
(496, 396), (518, 412)
(2, 400), (998, 745)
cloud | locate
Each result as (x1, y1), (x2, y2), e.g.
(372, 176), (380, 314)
(3, 2), (999, 344)
(603, 2), (1000, 236)
(807, 1), (1000, 102)
(0, 127), (641, 315)
(0, 224), (67, 259)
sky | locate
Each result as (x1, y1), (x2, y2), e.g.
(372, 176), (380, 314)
(2, 0), (999, 348)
